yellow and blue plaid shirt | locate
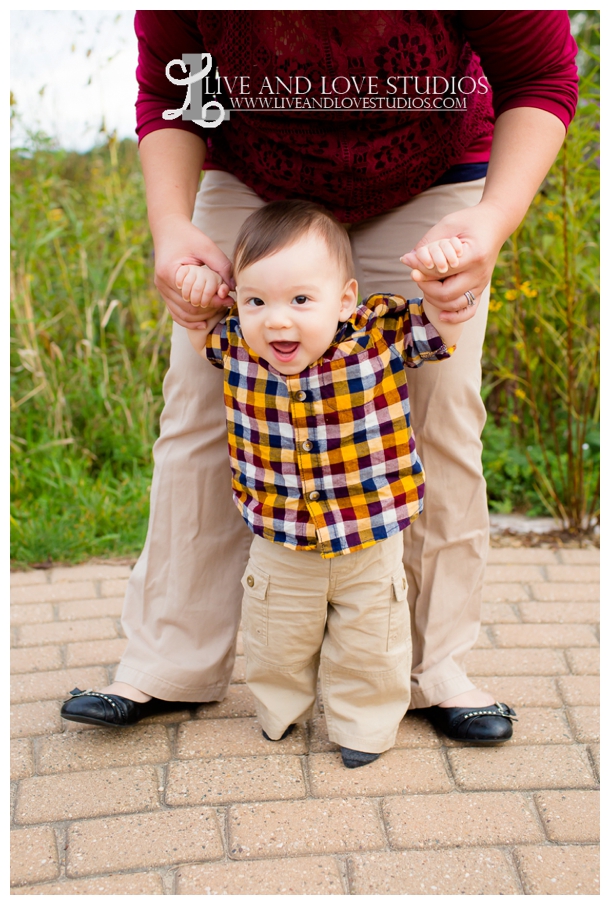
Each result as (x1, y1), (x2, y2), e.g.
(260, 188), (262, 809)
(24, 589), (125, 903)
(206, 293), (453, 558)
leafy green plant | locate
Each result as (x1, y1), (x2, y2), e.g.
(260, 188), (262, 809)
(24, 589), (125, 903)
(10, 136), (171, 565)
(483, 15), (600, 531)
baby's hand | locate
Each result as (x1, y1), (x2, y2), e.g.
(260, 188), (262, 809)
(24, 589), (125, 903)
(400, 237), (464, 281)
(175, 263), (231, 313)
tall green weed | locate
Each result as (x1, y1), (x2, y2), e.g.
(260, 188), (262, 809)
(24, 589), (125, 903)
(483, 16), (600, 530)
(10, 137), (171, 564)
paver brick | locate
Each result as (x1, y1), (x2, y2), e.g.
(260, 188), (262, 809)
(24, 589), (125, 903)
(589, 744), (599, 778)
(10, 826), (59, 888)
(546, 564), (599, 582)
(15, 765), (160, 824)
(515, 844), (599, 895)
(349, 849), (521, 895)
(10, 570), (49, 586)
(481, 602), (520, 624)
(565, 647), (600, 675)
(486, 548), (557, 564)
(534, 790), (600, 842)
(557, 675), (599, 706)
(11, 666), (107, 705)
(16, 617), (117, 647)
(383, 791), (543, 848)
(566, 705), (599, 742)
(11, 645), (62, 675)
(308, 748), (452, 798)
(228, 798), (385, 858)
(65, 637), (128, 668)
(231, 655), (246, 683)
(469, 676), (562, 708)
(177, 856), (344, 895)
(66, 808), (223, 876)
(464, 648), (568, 676)
(11, 872), (164, 895)
(99, 578), (129, 597)
(473, 629), (493, 648)
(443, 707), (572, 748)
(518, 601), (599, 624)
(530, 582), (599, 602)
(57, 596), (123, 620)
(482, 583), (530, 602)
(51, 563), (132, 583)
(11, 581), (97, 604)
(11, 700), (62, 738)
(395, 714), (442, 748)
(195, 684), (257, 719)
(10, 604), (54, 625)
(485, 565), (543, 583)
(176, 717), (307, 759)
(10, 738), (34, 780)
(167, 755), (305, 806)
(448, 744), (596, 791)
(309, 716), (340, 752)
(558, 548), (600, 565)
(36, 724), (171, 774)
(489, 623), (598, 648)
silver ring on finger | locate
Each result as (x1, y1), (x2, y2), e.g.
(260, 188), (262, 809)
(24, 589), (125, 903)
(464, 290), (476, 307)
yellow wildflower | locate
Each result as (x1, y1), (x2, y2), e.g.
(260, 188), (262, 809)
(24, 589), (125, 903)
(504, 289), (518, 301)
(515, 388), (527, 400)
(489, 300), (503, 312)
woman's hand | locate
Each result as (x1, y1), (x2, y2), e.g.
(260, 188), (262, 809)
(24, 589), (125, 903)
(152, 214), (235, 330)
(401, 200), (508, 324)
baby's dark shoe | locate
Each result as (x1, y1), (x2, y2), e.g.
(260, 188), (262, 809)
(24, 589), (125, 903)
(262, 724), (296, 741)
(340, 747), (381, 769)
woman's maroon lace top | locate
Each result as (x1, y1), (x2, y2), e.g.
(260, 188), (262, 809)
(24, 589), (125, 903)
(135, 11), (578, 223)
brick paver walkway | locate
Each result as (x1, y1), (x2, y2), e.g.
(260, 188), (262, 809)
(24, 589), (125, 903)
(11, 546), (599, 894)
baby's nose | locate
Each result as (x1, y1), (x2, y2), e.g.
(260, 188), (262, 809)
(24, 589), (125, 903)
(265, 307), (292, 328)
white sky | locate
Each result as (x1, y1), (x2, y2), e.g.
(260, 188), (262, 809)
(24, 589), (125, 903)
(10, 9), (139, 151)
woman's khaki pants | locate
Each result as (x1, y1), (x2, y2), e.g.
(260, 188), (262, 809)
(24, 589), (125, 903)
(115, 170), (490, 708)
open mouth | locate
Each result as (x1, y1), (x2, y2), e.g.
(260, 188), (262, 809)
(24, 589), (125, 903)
(270, 341), (300, 361)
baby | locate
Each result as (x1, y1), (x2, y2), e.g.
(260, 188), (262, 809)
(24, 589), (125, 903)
(180, 200), (463, 768)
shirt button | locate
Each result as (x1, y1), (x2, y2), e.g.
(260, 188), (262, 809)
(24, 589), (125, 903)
(309, 490), (320, 502)
(246, 575), (254, 587)
(302, 439), (313, 452)
(295, 390), (307, 402)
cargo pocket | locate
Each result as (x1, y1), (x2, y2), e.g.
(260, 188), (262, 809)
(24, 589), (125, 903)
(388, 568), (410, 651)
(241, 562), (270, 647)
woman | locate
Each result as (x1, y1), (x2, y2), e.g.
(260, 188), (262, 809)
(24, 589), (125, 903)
(62, 11), (578, 742)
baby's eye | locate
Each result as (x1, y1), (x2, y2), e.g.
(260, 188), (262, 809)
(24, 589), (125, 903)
(292, 295), (309, 306)
(246, 297), (265, 307)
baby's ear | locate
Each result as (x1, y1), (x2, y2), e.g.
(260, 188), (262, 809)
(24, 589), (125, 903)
(338, 278), (359, 322)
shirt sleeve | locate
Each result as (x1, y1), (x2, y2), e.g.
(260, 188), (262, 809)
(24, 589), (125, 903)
(366, 294), (454, 368)
(400, 299), (454, 368)
(134, 11), (206, 142)
(205, 318), (228, 369)
(459, 11), (579, 130)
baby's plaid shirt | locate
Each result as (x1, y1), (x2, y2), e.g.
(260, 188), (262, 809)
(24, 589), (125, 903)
(206, 293), (454, 558)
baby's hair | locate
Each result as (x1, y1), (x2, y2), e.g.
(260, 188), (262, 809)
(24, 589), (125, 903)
(233, 200), (354, 280)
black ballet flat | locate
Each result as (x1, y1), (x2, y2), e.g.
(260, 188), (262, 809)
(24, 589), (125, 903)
(60, 687), (199, 728)
(418, 702), (517, 744)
